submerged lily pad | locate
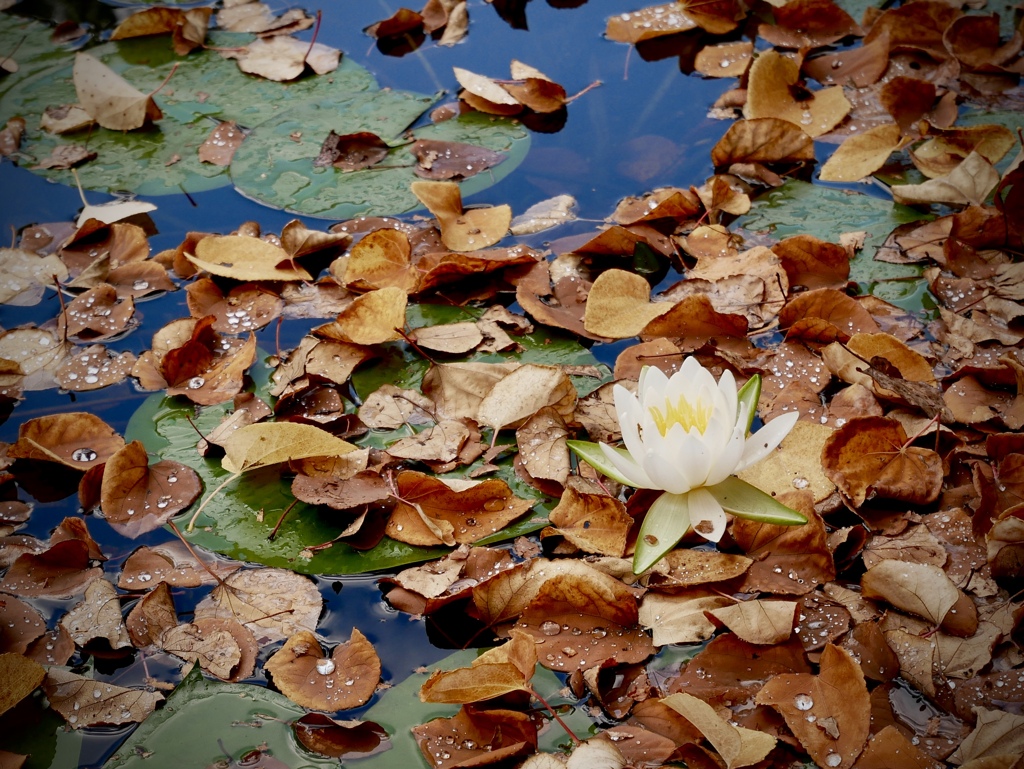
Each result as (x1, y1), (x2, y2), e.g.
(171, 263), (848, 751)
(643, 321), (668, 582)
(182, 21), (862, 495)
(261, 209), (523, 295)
(230, 106), (531, 219)
(737, 180), (932, 312)
(103, 664), (336, 769)
(126, 307), (603, 575)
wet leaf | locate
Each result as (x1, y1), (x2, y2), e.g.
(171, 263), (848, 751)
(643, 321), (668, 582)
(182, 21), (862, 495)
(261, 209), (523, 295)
(386, 471), (534, 546)
(161, 617), (257, 682)
(292, 713), (390, 759)
(197, 121), (245, 166)
(125, 581), (177, 648)
(755, 644), (870, 769)
(509, 194), (577, 235)
(194, 568), (321, 644)
(8, 412), (123, 470)
(187, 235), (312, 282)
(0, 248), (66, 306)
(119, 542), (240, 590)
(410, 180), (512, 252)
(744, 50), (850, 138)
(100, 441), (200, 538)
(710, 117), (815, 167)
(0, 595), (47, 655)
(419, 630), (535, 703)
(861, 560), (960, 626)
(949, 706), (1024, 764)
(265, 628), (380, 711)
(661, 692), (776, 769)
(109, 7), (211, 55)
(516, 572), (654, 672)
(547, 487), (631, 557)
(60, 577), (131, 649)
(476, 363), (576, 433)
(893, 151), (1001, 207)
(327, 285), (407, 345)
(819, 124), (905, 182)
(821, 416), (943, 506)
(639, 591), (732, 646)
(583, 268), (672, 338)
(43, 668), (162, 729)
(0, 540), (102, 599)
(708, 600), (797, 645)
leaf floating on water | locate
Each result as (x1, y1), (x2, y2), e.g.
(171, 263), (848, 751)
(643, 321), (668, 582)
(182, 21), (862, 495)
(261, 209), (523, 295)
(195, 568), (322, 644)
(187, 235), (312, 282)
(8, 411), (123, 469)
(0, 652), (45, 718)
(509, 194), (577, 236)
(73, 52), (163, 131)
(223, 36), (340, 82)
(265, 629), (381, 711)
(43, 668), (163, 729)
(60, 577), (132, 649)
(292, 713), (391, 759)
(220, 421), (358, 474)
(411, 138), (506, 181)
(100, 440), (201, 538)
(314, 130), (390, 171)
(109, 6), (212, 55)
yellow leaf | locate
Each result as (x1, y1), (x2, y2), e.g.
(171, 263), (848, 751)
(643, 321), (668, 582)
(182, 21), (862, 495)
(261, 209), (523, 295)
(661, 692), (776, 768)
(819, 124), (904, 182)
(73, 52), (162, 131)
(583, 268), (672, 338)
(187, 235), (312, 281)
(221, 422), (357, 474)
(744, 50), (850, 138)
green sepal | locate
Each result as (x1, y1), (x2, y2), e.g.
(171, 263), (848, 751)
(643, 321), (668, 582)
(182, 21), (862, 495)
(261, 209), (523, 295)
(633, 491), (691, 574)
(706, 476), (807, 526)
(736, 374), (762, 434)
(566, 440), (639, 487)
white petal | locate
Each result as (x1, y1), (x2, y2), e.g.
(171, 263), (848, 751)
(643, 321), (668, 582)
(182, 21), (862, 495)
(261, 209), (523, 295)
(642, 448), (695, 495)
(599, 442), (656, 488)
(638, 366), (668, 407)
(737, 411), (799, 471)
(687, 486), (727, 542)
(716, 368), (738, 425)
(632, 491), (691, 574)
(705, 420), (747, 486)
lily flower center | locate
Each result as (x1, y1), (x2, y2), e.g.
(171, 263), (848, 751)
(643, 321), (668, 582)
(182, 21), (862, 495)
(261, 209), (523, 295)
(648, 395), (711, 436)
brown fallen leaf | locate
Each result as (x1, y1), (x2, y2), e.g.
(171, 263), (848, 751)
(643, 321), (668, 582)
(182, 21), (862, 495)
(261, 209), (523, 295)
(292, 713), (390, 759)
(109, 6), (211, 55)
(314, 131), (390, 171)
(194, 567), (321, 643)
(411, 139), (506, 180)
(7, 412), (123, 470)
(0, 540), (103, 599)
(161, 617), (257, 682)
(43, 668), (163, 728)
(197, 120), (245, 166)
(125, 581), (177, 648)
(265, 629), (381, 711)
(100, 440), (201, 538)
(225, 36), (339, 81)
(60, 578), (131, 649)
(546, 486), (631, 557)
(661, 692), (776, 769)
(744, 50), (851, 138)
(755, 644), (870, 769)
(410, 180), (511, 252)
(412, 706), (536, 769)
(0, 652), (45, 718)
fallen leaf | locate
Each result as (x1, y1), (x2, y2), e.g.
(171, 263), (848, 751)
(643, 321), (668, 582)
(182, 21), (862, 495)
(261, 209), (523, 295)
(583, 268), (672, 338)
(220, 421), (357, 474)
(476, 363), (577, 433)
(410, 180), (511, 251)
(547, 487), (631, 557)
(710, 117), (815, 167)
(100, 440), (201, 538)
(42, 668), (162, 728)
(265, 629), (380, 710)
(509, 195), (577, 235)
(292, 713), (390, 759)
(60, 578), (131, 649)
(0, 653), (45, 717)
(194, 568), (321, 643)
(412, 706), (536, 769)
(0, 248), (67, 306)
(755, 644), (870, 769)
(226, 36), (339, 81)
(819, 124), (905, 182)
(744, 50), (851, 138)
(314, 131), (390, 171)
(197, 120), (245, 166)
(187, 235), (312, 281)
(8, 412), (124, 470)
(125, 581), (177, 647)
(661, 692), (776, 769)
(893, 151), (1001, 207)
(708, 600), (797, 645)
(411, 139), (506, 180)
(326, 286), (407, 345)
(161, 617), (256, 682)
(861, 559), (960, 626)
(73, 52), (162, 131)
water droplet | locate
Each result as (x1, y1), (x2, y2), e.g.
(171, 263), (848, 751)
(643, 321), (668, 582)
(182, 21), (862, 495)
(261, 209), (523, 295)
(132, 279), (150, 291)
(540, 621), (561, 636)
(794, 694), (814, 711)
(187, 376), (205, 389)
(317, 659), (336, 675)
(72, 447), (97, 463)
(826, 753), (841, 767)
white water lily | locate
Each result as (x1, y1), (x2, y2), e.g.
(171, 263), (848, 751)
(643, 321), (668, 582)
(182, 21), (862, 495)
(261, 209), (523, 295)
(568, 358), (805, 574)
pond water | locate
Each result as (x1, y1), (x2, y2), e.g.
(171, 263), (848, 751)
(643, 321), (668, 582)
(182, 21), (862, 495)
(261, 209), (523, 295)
(1, 1), (807, 766)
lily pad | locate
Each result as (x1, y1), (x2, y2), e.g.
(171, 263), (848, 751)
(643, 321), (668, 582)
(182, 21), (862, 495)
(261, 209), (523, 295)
(103, 663), (337, 769)
(0, 15), (77, 103)
(125, 307), (604, 575)
(230, 106), (531, 219)
(737, 180), (932, 312)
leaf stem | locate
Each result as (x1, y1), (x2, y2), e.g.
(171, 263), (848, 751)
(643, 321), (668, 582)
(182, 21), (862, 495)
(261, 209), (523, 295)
(185, 471), (240, 532)
(526, 683), (580, 746)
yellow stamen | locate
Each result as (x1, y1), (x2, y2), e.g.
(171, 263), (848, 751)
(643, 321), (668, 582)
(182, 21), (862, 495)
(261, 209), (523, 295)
(648, 395), (711, 436)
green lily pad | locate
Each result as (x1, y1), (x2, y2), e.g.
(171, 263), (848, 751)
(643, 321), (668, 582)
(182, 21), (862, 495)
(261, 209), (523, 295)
(0, 32), (375, 195)
(230, 105), (531, 219)
(125, 307), (605, 575)
(737, 180), (932, 312)
(0, 15), (77, 104)
(103, 664), (336, 769)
